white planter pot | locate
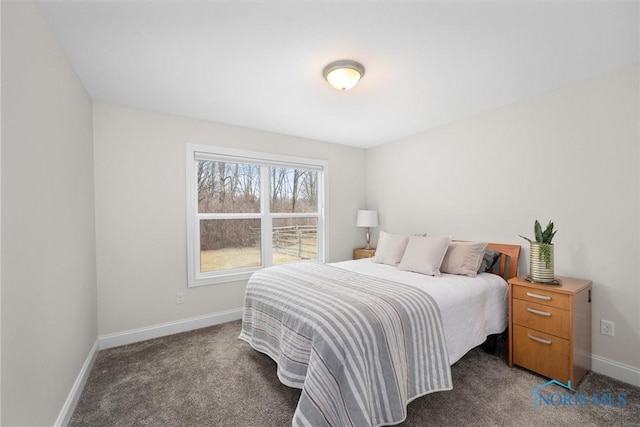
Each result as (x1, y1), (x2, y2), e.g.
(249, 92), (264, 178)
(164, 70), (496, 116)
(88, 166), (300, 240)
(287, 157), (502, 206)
(530, 243), (554, 283)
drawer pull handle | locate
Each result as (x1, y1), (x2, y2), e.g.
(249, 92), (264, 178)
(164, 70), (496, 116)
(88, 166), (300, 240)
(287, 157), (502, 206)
(528, 334), (552, 345)
(527, 307), (551, 317)
(526, 292), (551, 301)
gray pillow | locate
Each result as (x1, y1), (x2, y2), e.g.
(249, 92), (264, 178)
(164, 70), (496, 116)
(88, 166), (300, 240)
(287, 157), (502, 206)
(478, 248), (501, 273)
(441, 241), (488, 277)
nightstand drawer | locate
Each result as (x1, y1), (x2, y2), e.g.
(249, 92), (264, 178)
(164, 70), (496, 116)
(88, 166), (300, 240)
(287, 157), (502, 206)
(353, 248), (376, 260)
(513, 299), (570, 339)
(512, 324), (570, 382)
(512, 285), (570, 310)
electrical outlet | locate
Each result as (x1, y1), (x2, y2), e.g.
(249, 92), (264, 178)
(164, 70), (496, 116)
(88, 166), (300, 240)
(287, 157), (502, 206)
(176, 292), (184, 304)
(600, 319), (615, 337)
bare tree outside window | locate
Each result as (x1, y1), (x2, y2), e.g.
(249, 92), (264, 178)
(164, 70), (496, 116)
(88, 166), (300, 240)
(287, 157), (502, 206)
(198, 161), (260, 214)
(270, 167), (318, 213)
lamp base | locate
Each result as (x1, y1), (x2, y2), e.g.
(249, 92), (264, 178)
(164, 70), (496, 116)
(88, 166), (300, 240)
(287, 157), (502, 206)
(365, 228), (371, 250)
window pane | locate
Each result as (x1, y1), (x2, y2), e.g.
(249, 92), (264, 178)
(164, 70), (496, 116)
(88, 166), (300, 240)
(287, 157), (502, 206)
(198, 161), (261, 213)
(269, 167), (318, 213)
(272, 217), (318, 264)
(200, 219), (261, 272)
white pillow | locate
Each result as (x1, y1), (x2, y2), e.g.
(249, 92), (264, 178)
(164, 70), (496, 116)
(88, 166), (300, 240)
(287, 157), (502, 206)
(397, 235), (452, 276)
(441, 241), (488, 277)
(372, 231), (410, 266)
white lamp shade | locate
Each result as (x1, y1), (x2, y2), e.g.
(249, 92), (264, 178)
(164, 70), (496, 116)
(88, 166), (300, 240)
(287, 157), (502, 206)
(356, 210), (378, 228)
(325, 67), (361, 91)
(323, 60), (365, 91)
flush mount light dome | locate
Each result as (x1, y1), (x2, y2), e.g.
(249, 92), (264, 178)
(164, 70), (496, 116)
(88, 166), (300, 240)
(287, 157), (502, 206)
(323, 60), (365, 91)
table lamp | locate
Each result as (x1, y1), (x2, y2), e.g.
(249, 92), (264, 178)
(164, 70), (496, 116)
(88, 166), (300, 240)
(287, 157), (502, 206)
(356, 210), (378, 250)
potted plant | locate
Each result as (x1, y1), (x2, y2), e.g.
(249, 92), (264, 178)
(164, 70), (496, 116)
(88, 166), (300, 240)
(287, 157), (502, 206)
(520, 220), (557, 283)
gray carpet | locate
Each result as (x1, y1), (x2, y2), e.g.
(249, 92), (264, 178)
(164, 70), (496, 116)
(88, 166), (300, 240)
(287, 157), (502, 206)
(71, 320), (640, 426)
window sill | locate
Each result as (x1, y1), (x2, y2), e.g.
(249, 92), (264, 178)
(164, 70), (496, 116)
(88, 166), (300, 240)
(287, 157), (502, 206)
(187, 259), (326, 287)
(188, 271), (255, 287)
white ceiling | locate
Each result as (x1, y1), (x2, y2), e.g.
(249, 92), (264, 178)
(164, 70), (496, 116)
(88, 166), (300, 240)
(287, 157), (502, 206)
(38, 1), (639, 148)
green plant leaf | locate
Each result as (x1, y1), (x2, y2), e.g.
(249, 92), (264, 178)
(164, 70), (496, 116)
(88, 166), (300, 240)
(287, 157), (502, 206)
(519, 235), (533, 244)
(538, 242), (553, 268)
(541, 221), (552, 242)
(534, 220), (543, 243)
(541, 221), (556, 243)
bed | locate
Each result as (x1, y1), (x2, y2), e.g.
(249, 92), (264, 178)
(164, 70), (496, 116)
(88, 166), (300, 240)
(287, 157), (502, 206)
(239, 239), (520, 427)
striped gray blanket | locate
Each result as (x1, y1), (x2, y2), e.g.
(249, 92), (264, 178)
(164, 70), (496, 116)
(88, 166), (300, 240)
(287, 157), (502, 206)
(239, 262), (452, 427)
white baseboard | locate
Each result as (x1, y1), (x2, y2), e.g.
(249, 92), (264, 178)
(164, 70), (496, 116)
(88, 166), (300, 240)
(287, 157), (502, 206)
(592, 354), (640, 387)
(99, 308), (243, 350)
(54, 339), (100, 427)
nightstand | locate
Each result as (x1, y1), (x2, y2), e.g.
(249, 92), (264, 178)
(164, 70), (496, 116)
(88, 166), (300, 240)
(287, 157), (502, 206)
(508, 275), (592, 386)
(353, 248), (376, 260)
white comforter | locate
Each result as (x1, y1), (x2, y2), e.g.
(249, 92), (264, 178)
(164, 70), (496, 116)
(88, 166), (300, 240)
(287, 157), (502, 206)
(332, 258), (509, 365)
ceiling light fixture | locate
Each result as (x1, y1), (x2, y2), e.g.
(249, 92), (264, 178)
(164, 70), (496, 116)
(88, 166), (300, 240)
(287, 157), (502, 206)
(322, 60), (365, 91)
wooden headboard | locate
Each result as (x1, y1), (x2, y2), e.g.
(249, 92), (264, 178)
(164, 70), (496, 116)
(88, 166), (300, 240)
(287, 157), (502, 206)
(486, 242), (521, 281)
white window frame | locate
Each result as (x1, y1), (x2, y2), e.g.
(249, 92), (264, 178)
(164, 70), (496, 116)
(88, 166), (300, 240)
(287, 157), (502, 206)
(186, 144), (328, 287)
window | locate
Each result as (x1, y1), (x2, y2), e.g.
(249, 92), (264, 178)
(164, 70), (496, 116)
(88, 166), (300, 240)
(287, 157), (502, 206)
(186, 145), (327, 286)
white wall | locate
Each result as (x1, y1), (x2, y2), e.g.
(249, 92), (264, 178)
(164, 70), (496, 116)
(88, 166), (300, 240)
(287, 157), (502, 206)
(93, 104), (367, 335)
(1, 2), (97, 425)
(367, 65), (639, 373)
